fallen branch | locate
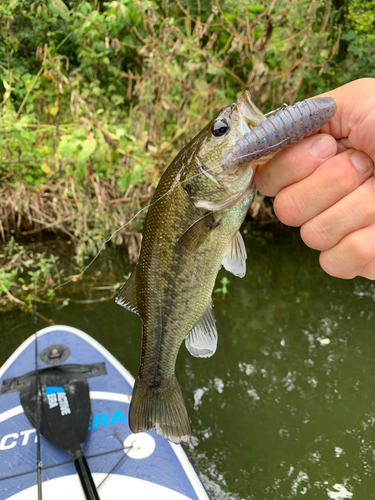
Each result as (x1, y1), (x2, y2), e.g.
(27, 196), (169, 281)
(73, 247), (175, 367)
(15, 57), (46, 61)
(20, 216), (75, 236)
(0, 280), (26, 305)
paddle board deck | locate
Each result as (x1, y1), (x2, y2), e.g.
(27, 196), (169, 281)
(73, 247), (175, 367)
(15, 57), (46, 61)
(0, 325), (210, 500)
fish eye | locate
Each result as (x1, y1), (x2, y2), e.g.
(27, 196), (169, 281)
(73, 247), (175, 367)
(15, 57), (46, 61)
(211, 118), (230, 137)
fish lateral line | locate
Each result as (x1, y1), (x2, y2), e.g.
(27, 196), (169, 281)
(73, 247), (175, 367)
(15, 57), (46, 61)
(117, 90), (267, 445)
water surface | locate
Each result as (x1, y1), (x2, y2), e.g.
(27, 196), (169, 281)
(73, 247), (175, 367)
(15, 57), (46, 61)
(1, 227), (375, 499)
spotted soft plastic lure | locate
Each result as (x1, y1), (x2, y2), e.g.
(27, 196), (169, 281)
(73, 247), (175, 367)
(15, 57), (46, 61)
(221, 97), (337, 171)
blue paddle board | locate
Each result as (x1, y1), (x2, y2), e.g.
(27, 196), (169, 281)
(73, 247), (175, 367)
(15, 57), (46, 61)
(0, 325), (210, 500)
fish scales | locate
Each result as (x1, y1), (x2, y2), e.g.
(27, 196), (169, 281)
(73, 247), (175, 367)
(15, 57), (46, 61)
(222, 97), (337, 171)
(116, 92), (337, 445)
(131, 149), (254, 442)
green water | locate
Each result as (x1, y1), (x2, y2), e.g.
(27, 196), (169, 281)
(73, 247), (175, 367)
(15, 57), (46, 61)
(2, 227), (375, 499)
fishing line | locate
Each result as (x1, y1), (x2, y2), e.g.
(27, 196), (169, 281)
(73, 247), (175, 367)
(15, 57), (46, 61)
(264, 103), (288, 117)
(32, 278), (43, 500)
(53, 169), (205, 291)
(52, 101), (299, 292)
(97, 445), (133, 490)
(0, 446), (130, 482)
(53, 118), (284, 293)
(97, 430), (133, 490)
(53, 144), (270, 292)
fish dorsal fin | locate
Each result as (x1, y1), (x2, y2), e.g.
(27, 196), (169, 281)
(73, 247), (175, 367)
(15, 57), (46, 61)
(175, 212), (220, 255)
(222, 231), (247, 277)
(185, 300), (217, 358)
(115, 269), (139, 316)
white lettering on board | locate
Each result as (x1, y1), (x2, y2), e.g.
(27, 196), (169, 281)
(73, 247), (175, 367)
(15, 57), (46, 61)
(20, 429), (36, 446)
(0, 433), (18, 450)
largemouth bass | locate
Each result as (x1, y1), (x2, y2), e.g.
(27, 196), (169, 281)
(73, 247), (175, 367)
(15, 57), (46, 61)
(116, 91), (265, 444)
(117, 91), (336, 445)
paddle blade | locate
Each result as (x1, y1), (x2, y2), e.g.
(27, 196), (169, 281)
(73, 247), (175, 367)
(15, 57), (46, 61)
(20, 366), (91, 456)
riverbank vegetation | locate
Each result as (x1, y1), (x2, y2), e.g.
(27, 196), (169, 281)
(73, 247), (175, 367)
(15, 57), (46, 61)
(1, 0), (374, 310)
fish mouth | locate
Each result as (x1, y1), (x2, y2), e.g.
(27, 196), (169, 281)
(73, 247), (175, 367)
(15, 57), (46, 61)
(236, 91), (266, 130)
(220, 91), (267, 172)
(195, 165), (254, 212)
(224, 162), (253, 189)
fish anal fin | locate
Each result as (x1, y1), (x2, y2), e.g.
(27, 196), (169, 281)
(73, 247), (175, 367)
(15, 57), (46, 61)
(115, 269), (139, 315)
(185, 299), (217, 358)
(222, 231), (247, 278)
(175, 212), (219, 255)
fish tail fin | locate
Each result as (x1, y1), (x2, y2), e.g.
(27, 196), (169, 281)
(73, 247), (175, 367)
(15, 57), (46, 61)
(129, 376), (191, 445)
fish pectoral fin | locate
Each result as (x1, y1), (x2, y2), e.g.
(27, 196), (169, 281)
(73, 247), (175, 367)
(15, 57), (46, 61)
(115, 269), (139, 315)
(175, 212), (220, 255)
(185, 299), (217, 358)
(222, 231), (247, 277)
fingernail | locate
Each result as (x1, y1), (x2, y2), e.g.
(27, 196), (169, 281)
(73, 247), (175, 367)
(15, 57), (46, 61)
(310, 136), (336, 160)
(350, 151), (373, 174)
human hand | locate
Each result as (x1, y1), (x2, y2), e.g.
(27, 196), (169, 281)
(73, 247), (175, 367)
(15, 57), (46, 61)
(254, 78), (375, 280)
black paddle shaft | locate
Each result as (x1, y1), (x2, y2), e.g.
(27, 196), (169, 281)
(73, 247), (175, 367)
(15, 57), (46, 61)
(75, 451), (101, 500)
(19, 366), (100, 500)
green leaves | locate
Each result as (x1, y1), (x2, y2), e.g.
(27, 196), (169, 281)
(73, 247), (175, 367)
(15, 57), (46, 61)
(57, 137), (80, 156)
(77, 135), (97, 164)
(55, 133), (98, 180)
(118, 165), (144, 192)
(0, 0), (373, 313)
(0, 269), (17, 296)
(1, 0), (373, 279)
(118, 171), (131, 192)
(2, 79), (12, 103)
(214, 276), (230, 299)
(48, 0), (70, 20)
(0, 238), (61, 306)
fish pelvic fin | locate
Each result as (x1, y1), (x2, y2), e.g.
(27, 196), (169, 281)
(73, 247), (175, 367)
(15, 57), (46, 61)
(185, 299), (217, 358)
(129, 375), (191, 445)
(222, 230), (247, 278)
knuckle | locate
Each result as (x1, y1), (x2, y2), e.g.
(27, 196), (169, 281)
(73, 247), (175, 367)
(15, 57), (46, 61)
(351, 195), (375, 222)
(320, 224), (375, 279)
(359, 260), (375, 280)
(273, 189), (305, 226)
(330, 152), (363, 189)
(337, 178), (375, 228)
(346, 232), (375, 262)
(319, 150), (372, 202)
(254, 171), (277, 197)
(319, 251), (356, 279)
(361, 178), (375, 214)
(300, 218), (332, 251)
